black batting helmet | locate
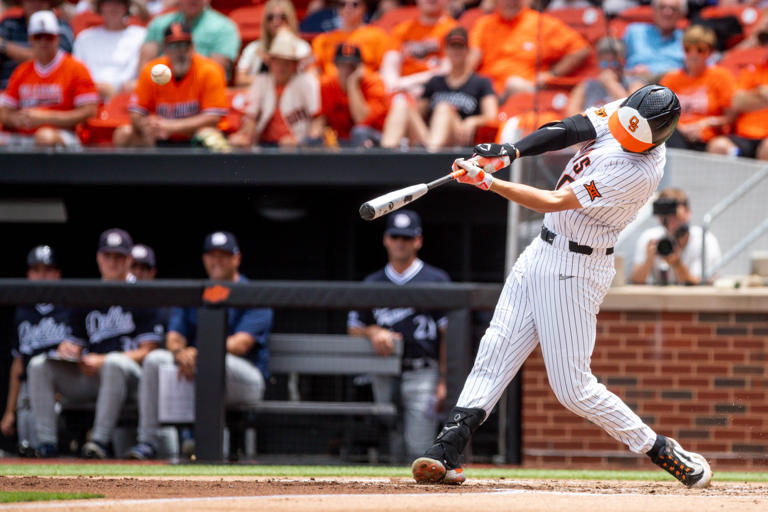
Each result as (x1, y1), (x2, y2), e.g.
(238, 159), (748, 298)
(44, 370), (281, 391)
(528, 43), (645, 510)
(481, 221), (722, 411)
(608, 85), (681, 153)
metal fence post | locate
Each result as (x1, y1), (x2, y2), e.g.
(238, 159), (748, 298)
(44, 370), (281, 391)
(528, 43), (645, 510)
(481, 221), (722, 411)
(195, 306), (228, 462)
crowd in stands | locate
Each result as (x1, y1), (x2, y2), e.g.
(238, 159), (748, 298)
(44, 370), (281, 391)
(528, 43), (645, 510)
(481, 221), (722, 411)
(0, 0), (767, 158)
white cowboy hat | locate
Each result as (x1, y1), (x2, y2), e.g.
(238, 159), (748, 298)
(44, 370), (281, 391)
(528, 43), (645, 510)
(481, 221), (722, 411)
(268, 29), (303, 60)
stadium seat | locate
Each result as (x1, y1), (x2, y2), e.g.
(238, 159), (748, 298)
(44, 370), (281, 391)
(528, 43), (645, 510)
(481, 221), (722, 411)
(229, 5), (266, 46)
(70, 11), (104, 36)
(499, 89), (569, 122)
(220, 88), (248, 134)
(82, 92), (132, 146)
(719, 46), (768, 77)
(371, 6), (420, 31)
(548, 7), (607, 45)
(211, 0), (263, 16)
(458, 7), (485, 31)
(700, 5), (764, 48)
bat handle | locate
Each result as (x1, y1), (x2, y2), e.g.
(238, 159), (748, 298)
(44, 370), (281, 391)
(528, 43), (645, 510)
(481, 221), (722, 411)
(427, 168), (466, 190)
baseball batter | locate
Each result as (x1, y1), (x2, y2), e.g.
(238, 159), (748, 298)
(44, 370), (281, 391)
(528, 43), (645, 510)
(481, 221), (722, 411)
(412, 85), (712, 489)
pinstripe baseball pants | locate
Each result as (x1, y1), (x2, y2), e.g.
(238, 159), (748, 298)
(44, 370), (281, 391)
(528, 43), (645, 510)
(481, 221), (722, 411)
(457, 236), (657, 454)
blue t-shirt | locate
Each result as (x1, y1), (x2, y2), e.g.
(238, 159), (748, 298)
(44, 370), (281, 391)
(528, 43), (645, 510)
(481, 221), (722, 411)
(623, 23), (684, 76)
(70, 305), (165, 354)
(348, 259), (450, 361)
(13, 303), (72, 378)
(167, 276), (273, 377)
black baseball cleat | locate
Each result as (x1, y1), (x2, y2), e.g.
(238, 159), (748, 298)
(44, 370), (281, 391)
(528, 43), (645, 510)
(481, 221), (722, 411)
(411, 456), (465, 485)
(649, 436), (712, 488)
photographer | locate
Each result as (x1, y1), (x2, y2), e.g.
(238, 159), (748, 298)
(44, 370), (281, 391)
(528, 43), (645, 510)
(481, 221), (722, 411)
(630, 188), (721, 285)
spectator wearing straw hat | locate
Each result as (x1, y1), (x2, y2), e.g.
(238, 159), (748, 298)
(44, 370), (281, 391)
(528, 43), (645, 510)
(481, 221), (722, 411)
(230, 29), (320, 148)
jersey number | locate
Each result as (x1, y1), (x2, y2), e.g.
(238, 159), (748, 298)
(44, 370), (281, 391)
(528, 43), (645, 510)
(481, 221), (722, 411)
(556, 155), (592, 190)
(413, 315), (437, 341)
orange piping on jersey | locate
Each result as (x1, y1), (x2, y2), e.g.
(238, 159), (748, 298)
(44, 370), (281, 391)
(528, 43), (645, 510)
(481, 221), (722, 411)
(608, 110), (654, 153)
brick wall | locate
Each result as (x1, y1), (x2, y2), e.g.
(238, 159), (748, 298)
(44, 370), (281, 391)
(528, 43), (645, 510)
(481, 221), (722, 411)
(522, 310), (768, 469)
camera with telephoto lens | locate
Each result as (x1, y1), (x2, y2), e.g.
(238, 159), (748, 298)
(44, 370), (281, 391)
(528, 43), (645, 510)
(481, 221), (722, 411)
(652, 197), (688, 256)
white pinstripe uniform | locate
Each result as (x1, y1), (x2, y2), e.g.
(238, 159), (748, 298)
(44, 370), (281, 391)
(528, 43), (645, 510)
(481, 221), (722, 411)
(457, 99), (663, 455)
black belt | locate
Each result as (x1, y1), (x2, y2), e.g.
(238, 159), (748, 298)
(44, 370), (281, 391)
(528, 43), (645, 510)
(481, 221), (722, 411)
(402, 358), (437, 371)
(540, 226), (614, 256)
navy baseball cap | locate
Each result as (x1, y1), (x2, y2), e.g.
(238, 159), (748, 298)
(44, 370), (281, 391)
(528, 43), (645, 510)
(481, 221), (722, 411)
(27, 245), (58, 268)
(98, 228), (133, 255)
(131, 244), (156, 268)
(203, 231), (240, 254)
(385, 210), (422, 237)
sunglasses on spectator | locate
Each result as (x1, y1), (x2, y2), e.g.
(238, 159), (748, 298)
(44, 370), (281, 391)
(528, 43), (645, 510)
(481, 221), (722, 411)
(266, 12), (288, 22)
(599, 60), (621, 68)
(339, 1), (361, 8)
(166, 41), (192, 51)
(684, 44), (711, 54)
(31, 34), (56, 42)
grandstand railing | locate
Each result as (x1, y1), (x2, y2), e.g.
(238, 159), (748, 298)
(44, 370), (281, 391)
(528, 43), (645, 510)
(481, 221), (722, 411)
(701, 166), (768, 282)
(0, 279), (504, 462)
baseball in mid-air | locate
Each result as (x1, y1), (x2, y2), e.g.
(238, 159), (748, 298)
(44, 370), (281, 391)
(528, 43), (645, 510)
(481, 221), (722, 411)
(151, 64), (172, 85)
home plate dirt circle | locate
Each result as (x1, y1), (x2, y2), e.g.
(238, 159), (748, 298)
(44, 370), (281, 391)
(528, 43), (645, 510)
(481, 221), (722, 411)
(0, 476), (766, 512)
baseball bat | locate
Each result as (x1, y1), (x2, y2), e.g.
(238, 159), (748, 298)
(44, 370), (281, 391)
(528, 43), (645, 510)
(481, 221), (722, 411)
(359, 168), (466, 221)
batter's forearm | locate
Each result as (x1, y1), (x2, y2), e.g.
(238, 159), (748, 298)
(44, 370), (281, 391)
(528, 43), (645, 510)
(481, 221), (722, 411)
(488, 178), (581, 213)
(514, 114), (596, 157)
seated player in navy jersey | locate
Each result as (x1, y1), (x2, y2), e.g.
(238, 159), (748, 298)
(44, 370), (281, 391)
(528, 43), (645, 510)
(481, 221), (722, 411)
(348, 210), (450, 463)
(27, 229), (164, 458)
(126, 231), (273, 460)
(1, 246), (71, 457)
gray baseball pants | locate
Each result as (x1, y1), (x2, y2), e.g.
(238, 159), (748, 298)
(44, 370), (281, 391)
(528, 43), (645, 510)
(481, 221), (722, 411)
(27, 352), (141, 447)
(137, 349), (265, 450)
(371, 364), (440, 462)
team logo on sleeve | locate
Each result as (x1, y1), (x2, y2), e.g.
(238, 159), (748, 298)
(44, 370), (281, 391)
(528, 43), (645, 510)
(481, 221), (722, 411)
(584, 181), (601, 201)
(595, 106), (607, 118)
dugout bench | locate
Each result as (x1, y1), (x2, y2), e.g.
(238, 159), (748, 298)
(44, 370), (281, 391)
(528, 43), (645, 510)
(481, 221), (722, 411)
(226, 333), (403, 461)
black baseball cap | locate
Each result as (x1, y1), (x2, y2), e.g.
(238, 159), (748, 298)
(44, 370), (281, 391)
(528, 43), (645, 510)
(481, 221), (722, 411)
(445, 26), (468, 47)
(164, 22), (192, 44)
(203, 231), (240, 254)
(385, 210), (422, 237)
(334, 43), (362, 65)
(131, 244), (156, 268)
(27, 245), (59, 268)
(98, 228), (133, 255)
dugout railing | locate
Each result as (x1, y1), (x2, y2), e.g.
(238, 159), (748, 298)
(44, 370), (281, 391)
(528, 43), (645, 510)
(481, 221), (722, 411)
(0, 279), (513, 463)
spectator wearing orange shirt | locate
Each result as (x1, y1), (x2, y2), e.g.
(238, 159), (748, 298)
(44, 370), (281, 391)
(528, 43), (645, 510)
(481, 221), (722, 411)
(379, 0), (457, 97)
(707, 50), (768, 160)
(468, 0), (589, 98)
(230, 29), (320, 148)
(659, 25), (736, 152)
(310, 43), (389, 147)
(0, 11), (98, 148)
(114, 22), (228, 147)
(311, 0), (395, 76)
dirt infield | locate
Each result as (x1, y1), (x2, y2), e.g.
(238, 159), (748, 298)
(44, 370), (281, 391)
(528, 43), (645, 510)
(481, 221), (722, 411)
(1, 476), (767, 512)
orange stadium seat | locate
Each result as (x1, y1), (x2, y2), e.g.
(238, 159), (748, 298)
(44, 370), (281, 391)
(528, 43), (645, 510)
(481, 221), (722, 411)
(719, 46), (768, 77)
(70, 11), (103, 36)
(372, 6), (420, 31)
(211, 0), (263, 16)
(81, 92), (132, 146)
(458, 7), (485, 31)
(499, 89), (569, 121)
(0, 6), (23, 22)
(548, 7), (607, 45)
(229, 4), (266, 46)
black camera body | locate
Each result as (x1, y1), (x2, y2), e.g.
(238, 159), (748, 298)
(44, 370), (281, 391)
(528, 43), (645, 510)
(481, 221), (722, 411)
(657, 224), (689, 256)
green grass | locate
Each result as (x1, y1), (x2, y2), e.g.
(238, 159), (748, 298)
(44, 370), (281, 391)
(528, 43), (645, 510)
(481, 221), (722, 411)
(0, 464), (767, 483)
(0, 491), (104, 503)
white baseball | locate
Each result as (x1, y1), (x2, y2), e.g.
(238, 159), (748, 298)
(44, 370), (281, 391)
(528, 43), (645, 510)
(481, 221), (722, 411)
(151, 64), (172, 85)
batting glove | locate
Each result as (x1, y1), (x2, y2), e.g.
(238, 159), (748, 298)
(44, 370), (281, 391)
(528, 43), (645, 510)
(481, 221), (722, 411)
(453, 158), (494, 191)
(472, 143), (518, 173)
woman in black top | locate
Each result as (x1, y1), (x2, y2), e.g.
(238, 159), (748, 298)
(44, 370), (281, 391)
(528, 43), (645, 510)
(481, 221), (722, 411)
(381, 26), (498, 150)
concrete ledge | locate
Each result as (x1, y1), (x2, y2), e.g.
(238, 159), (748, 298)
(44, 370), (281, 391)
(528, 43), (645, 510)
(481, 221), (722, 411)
(603, 285), (768, 312)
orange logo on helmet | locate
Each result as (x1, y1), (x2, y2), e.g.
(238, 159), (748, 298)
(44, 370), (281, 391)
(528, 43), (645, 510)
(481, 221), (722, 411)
(628, 116), (639, 132)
